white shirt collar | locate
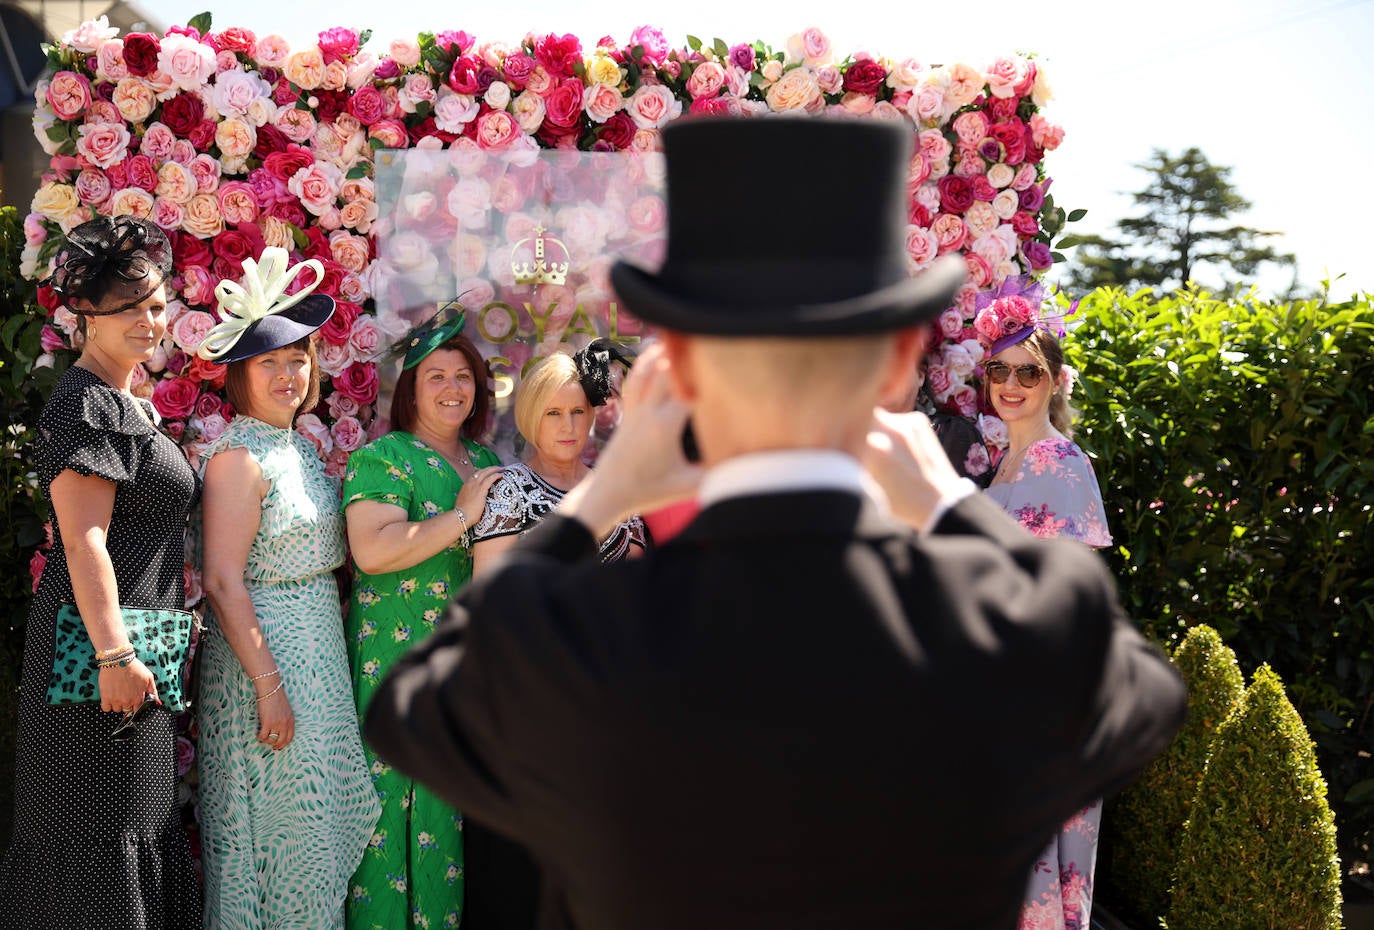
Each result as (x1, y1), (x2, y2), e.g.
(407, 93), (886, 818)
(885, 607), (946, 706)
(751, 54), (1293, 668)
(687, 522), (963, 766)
(698, 449), (886, 508)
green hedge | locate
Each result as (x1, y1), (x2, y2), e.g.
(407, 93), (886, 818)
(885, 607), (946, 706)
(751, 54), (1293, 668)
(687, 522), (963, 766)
(1164, 664), (1342, 929)
(1100, 623), (1245, 924)
(1064, 286), (1374, 866)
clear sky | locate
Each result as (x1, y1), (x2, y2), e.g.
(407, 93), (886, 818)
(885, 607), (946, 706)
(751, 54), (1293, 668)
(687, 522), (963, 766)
(140, 0), (1373, 301)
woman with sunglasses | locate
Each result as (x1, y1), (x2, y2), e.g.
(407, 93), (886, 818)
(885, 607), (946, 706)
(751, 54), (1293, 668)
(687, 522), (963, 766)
(195, 250), (380, 929)
(0, 217), (202, 928)
(975, 294), (1111, 930)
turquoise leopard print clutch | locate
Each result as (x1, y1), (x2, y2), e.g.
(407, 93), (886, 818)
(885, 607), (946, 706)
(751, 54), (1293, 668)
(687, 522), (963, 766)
(46, 603), (195, 711)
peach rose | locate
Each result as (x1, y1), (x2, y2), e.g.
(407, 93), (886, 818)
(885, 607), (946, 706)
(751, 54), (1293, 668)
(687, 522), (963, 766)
(931, 213), (968, 253)
(484, 81), (512, 110)
(288, 162), (343, 216)
(886, 57), (925, 92)
(991, 189), (1020, 221)
(389, 39), (422, 69)
(155, 161), (196, 203)
(1032, 66), (1054, 108)
(283, 47), (326, 90)
(339, 199), (378, 233)
(216, 181), (258, 224)
(760, 59), (784, 84)
(963, 201), (999, 239)
(971, 229), (1014, 270)
(181, 192), (224, 238)
(273, 107), (317, 143)
(475, 110), (519, 151)
(986, 163), (1015, 189)
(840, 92), (876, 116)
(943, 63), (984, 110)
(766, 67), (821, 112)
(158, 34), (216, 91)
(261, 215), (295, 250)
(511, 90), (547, 133)
(322, 60), (349, 92)
(109, 187), (155, 218)
(215, 117), (256, 158)
(76, 121), (131, 169)
(582, 82), (623, 123)
(151, 197), (185, 231)
(327, 231), (369, 274)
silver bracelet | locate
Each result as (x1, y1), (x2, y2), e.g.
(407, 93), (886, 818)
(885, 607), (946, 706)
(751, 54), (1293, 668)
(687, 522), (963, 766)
(454, 507), (471, 548)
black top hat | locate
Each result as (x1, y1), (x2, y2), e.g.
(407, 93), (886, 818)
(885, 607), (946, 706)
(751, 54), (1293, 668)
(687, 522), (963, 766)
(611, 117), (966, 336)
(198, 248), (336, 364)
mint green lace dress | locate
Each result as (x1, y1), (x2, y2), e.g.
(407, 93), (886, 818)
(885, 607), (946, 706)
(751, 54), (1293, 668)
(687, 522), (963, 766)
(196, 416), (381, 930)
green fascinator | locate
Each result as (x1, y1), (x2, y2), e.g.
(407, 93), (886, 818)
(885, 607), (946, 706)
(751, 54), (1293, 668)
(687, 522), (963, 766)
(394, 302), (469, 370)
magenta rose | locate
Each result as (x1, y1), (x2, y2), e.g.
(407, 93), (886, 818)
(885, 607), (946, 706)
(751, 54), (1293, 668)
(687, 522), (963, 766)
(187, 120), (217, 152)
(598, 111), (636, 150)
(331, 361), (379, 404)
(448, 56), (483, 94)
(1021, 240), (1052, 271)
(1011, 210), (1040, 238)
(29, 550), (45, 594)
(1018, 184), (1046, 213)
(502, 52), (535, 90)
(534, 33), (582, 77)
(173, 230), (212, 268)
(937, 175), (975, 214)
(123, 33), (160, 77)
(317, 27), (360, 64)
(842, 59), (887, 96)
(970, 176), (998, 202)
(159, 92), (204, 136)
(434, 29), (475, 56)
(347, 85), (387, 126)
(152, 376), (200, 421)
(989, 123), (1027, 165)
(728, 43), (755, 72)
(317, 299), (359, 346)
(543, 78), (584, 128)
(629, 25), (669, 66)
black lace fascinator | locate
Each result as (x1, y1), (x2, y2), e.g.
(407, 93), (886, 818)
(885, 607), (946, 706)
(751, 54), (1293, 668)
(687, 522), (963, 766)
(42, 216), (174, 315)
(573, 338), (637, 408)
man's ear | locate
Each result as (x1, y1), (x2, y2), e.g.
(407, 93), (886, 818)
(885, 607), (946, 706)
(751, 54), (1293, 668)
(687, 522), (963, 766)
(876, 326), (926, 404)
(659, 330), (697, 404)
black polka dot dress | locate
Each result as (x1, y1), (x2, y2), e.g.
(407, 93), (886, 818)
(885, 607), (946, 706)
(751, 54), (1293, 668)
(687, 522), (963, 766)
(0, 366), (203, 929)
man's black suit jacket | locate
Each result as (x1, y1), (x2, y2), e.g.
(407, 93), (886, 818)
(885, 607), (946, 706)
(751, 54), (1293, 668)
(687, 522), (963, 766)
(366, 490), (1186, 930)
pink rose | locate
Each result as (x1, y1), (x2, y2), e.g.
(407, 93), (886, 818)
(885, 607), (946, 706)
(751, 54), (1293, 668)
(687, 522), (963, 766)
(347, 316), (382, 362)
(389, 39), (422, 69)
(252, 34), (291, 69)
(326, 392), (360, 419)
(288, 162), (343, 216)
(155, 161), (195, 204)
(985, 56), (1030, 99)
(1029, 113), (1065, 151)
(74, 168), (111, 205)
(906, 84), (945, 124)
(330, 415), (366, 453)
(188, 154), (221, 195)
(29, 550), (46, 593)
(158, 33), (216, 91)
(151, 198), (185, 231)
(108, 187), (155, 218)
(475, 110), (519, 150)
(686, 61), (726, 100)
(347, 85), (387, 126)
(181, 265), (216, 305)
(96, 41), (129, 81)
(627, 195), (666, 234)
(76, 122), (132, 169)
(952, 110), (990, 146)
(399, 73), (437, 112)
(627, 83), (681, 129)
(139, 122), (177, 160)
(937, 308), (964, 341)
(331, 361), (379, 403)
(949, 385), (979, 417)
(192, 411), (228, 444)
(216, 181), (259, 224)
(46, 71), (92, 120)
(542, 77), (584, 128)
(294, 413), (334, 457)
(903, 225), (939, 269)
(317, 27), (360, 64)
(931, 213), (967, 253)
(926, 364), (952, 399)
(582, 82), (624, 123)
(169, 308), (216, 352)
(813, 64), (843, 95)
(152, 376), (200, 420)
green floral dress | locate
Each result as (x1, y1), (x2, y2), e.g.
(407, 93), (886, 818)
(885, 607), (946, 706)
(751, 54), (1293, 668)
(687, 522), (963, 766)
(342, 431), (500, 930)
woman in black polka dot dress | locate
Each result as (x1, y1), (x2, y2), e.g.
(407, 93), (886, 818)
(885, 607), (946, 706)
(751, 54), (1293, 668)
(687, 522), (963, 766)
(0, 218), (202, 929)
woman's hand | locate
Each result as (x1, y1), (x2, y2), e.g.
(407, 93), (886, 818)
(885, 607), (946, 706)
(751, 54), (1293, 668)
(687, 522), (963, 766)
(454, 466), (505, 533)
(256, 684), (295, 751)
(99, 658), (158, 714)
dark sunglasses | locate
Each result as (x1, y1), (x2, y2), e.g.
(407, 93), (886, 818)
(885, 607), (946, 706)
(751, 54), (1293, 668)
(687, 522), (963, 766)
(112, 693), (158, 742)
(984, 361), (1047, 389)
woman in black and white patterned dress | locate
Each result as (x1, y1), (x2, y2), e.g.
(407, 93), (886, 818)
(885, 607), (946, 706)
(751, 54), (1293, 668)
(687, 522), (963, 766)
(0, 218), (202, 929)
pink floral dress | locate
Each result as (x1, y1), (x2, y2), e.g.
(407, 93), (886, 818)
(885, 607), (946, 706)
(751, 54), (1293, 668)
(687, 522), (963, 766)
(985, 437), (1111, 930)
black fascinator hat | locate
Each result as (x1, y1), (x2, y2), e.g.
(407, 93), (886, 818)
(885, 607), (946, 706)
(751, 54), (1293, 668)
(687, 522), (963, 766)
(573, 338), (637, 407)
(610, 117), (965, 336)
(43, 216), (173, 314)
(197, 247), (335, 364)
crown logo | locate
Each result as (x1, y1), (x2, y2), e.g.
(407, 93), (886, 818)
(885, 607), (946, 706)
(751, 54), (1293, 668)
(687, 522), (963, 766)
(510, 224), (571, 286)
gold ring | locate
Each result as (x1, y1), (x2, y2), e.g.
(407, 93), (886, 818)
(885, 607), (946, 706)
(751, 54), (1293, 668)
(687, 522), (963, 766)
(268, 732), (280, 741)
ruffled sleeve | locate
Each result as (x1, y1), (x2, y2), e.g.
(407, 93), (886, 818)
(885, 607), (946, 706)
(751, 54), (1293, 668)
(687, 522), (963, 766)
(994, 439), (1113, 548)
(37, 375), (158, 490)
(343, 436), (415, 511)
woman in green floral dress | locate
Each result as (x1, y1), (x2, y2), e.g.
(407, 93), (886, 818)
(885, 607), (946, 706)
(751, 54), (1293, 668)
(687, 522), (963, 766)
(342, 316), (503, 930)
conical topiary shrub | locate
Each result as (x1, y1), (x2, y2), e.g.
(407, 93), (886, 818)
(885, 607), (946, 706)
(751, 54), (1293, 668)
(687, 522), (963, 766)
(1099, 624), (1245, 924)
(1164, 664), (1342, 930)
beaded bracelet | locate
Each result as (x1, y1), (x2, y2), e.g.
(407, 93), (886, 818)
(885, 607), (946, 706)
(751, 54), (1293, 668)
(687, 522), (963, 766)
(255, 681), (284, 703)
(97, 648), (137, 669)
(454, 507), (471, 549)
(95, 643), (134, 661)
(249, 668), (280, 682)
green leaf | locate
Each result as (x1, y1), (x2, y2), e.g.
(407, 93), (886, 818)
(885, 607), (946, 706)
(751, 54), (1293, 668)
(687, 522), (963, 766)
(344, 165), (369, 180)
(0, 314), (26, 351)
(1056, 235), (1085, 249)
(44, 125), (69, 144)
(359, 29), (373, 48)
(686, 35), (702, 52)
(1067, 208), (1088, 222)
(187, 11), (213, 36)
(712, 38), (730, 60)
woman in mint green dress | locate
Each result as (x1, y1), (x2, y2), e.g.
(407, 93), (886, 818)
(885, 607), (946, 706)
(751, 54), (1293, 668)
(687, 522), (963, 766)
(196, 250), (381, 929)
(342, 315), (503, 930)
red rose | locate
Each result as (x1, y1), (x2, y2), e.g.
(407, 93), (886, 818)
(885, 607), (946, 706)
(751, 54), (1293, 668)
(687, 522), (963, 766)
(331, 362), (379, 404)
(988, 96), (1019, 121)
(254, 124), (289, 159)
(213, 227), (265, 265)
(123, 33), (160, 77)
(536, 120), (580, 149)
(269, 201), (307, 227)
(126, 155), (158, 192)
(105, 161), (129, 190)
(448, 56), (482, 94)
(186, 356), (227, 390)
(347, 86), (387, 126)
(172, 230), (213, 268)
(160, 93), (204, 137)
(314, 91), (347, 123)
(909, 202), (931, 228)
(215, 26), (257, 55)
(937, 175), (975, 214)
(598, 111), (636, 150)
(211, 257), (240, 283)
(842, 59), (888, 96)
(970, 176), (998, 202)
(1011, 210), (1040, 238)
(543, 78), (584, 128)
(37, 285), (61, 313)
(152, 376), (201, 421)
(188, 121), (217, 152)
(313, 259), (345, 297)
(407, 117), (457, 146)
(989, 123), (1027, 166)
(272, 78), (297, 107)
(318, 299), (359, 346)
(300, 226), (332, 261)
(264, 144), (315, 183)
(533, 33), (582, 77)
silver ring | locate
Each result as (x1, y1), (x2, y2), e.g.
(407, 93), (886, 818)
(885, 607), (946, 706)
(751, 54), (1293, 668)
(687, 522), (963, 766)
(267, 732), (280, 741)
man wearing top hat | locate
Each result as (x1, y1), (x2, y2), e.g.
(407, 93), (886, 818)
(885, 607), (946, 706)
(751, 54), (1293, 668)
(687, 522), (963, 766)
(365, 117), (1186, 930)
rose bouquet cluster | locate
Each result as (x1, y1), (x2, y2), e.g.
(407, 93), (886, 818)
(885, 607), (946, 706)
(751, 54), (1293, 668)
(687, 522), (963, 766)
(24, 13), (1069, 496)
